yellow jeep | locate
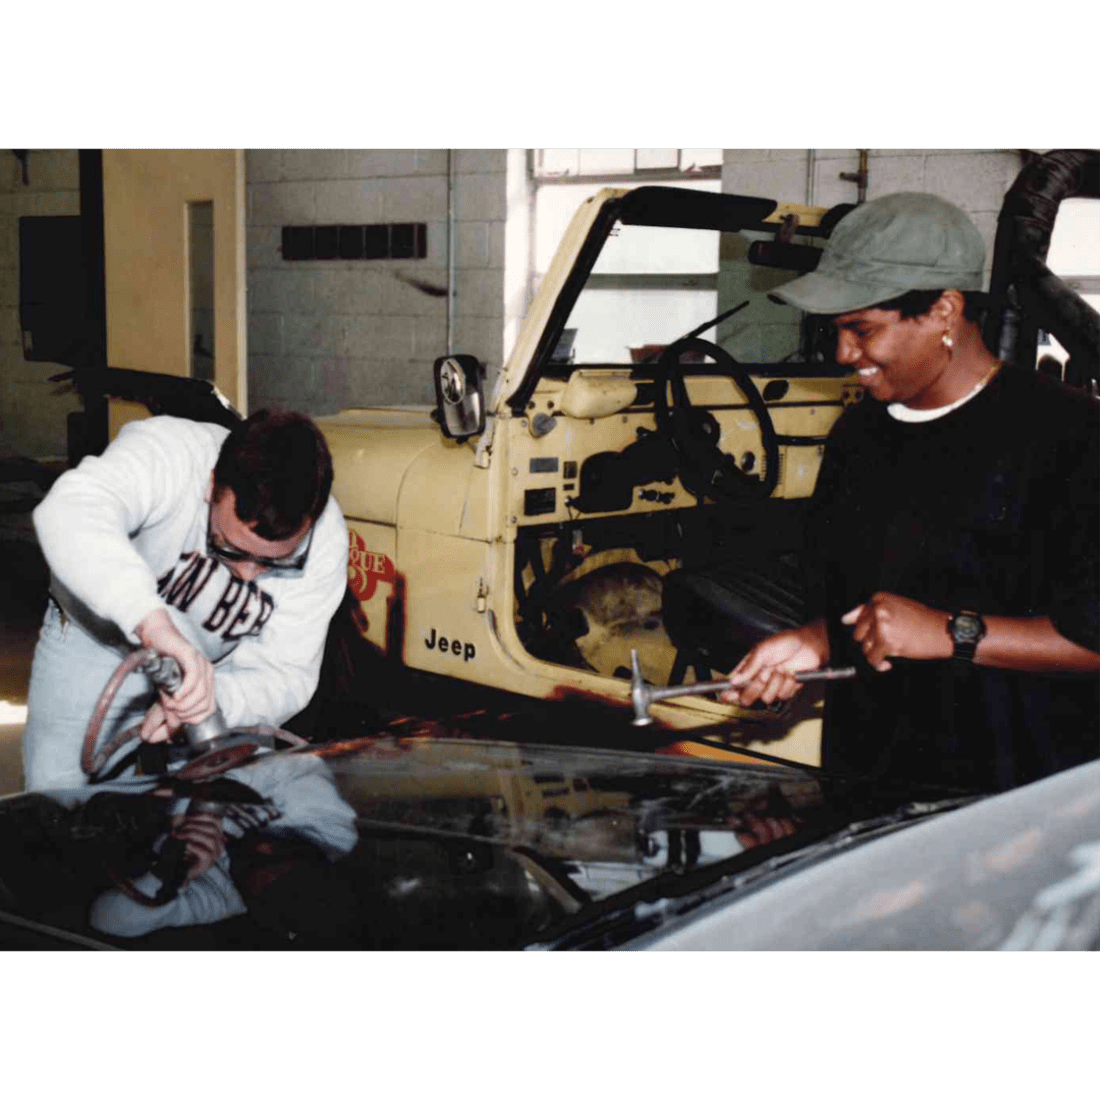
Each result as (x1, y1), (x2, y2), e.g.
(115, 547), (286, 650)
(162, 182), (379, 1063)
(76, 153), (1097, 767)
(318, 185), (862, 765)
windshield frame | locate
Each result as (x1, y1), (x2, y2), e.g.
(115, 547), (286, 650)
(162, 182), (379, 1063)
(504, 186), (831, 413)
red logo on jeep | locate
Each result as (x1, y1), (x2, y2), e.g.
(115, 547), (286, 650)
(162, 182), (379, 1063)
(348, 531), (395, 601)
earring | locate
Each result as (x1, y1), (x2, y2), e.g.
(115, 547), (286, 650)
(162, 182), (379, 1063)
(942, 332), (954, 350)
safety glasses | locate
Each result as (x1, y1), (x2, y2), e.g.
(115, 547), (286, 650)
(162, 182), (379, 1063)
(206, 507), (313, 573)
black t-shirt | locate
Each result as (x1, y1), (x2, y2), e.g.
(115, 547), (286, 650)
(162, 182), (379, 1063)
(806, 367), (1099, 794)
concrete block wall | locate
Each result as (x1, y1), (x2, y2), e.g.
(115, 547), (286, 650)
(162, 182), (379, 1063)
(0, 151), (82, 460)
(720, 149), (1026, 360)
(723, 149), (1023, 280)
(245, 149), (511, 416)
(808, 149), (1023, 266)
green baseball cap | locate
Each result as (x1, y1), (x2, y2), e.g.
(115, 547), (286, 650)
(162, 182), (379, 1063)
(772, 192), (986, 314)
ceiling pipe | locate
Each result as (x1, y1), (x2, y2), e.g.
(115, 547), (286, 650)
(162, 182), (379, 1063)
(447, 150), (456, 355)
(840, 150), (870, 203)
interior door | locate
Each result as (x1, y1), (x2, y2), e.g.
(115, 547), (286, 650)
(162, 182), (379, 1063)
(102, 149), (247, 437)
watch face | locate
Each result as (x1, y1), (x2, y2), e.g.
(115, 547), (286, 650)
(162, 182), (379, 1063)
(952, 614), (982, 642)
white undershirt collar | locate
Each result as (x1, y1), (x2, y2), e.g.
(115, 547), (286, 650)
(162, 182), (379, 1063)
(887, 364), (1001, 422)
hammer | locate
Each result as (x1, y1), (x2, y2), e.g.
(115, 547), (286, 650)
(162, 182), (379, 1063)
(629, 649), (856, 726)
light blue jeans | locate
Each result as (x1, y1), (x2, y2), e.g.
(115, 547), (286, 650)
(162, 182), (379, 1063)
(23, 602), (156, 791)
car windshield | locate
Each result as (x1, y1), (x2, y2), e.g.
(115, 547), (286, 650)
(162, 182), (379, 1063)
(0, 738), (899, 951)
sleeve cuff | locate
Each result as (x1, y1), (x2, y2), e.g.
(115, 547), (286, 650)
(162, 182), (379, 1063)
(115, 594), (171, 647)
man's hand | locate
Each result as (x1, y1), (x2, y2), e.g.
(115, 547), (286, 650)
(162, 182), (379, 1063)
(136, 609), (217, 738)
(139, 700), (178, 744)
(841, 592), (952, 672)
(721, 620), (829, 707)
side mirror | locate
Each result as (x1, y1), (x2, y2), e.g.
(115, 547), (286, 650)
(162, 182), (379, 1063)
(433, 355), (485, 440)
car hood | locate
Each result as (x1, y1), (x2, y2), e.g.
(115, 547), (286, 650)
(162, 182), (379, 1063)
(629, 757), (1100, 952)
(0, 735), (900, 950)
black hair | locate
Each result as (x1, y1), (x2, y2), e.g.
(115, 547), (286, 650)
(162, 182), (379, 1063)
(873, 289), (987, 323)
(213, 409), (333, 540)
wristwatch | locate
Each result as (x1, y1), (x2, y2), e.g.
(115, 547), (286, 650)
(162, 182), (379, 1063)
(947, 610), (986, 661)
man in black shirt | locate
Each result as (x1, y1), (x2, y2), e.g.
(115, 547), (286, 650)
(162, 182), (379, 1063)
(723, 192), (1099, 793)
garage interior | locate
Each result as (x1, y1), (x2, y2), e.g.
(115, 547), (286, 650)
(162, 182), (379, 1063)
(1, 148), (1096, 797)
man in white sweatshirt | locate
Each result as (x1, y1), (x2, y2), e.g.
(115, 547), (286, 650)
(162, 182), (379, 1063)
(24, 409), (349, 791)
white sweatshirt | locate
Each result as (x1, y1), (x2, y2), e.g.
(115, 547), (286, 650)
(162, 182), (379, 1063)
(33, 416), (349, 730)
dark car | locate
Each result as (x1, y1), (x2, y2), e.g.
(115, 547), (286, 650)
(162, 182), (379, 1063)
(1, 733), (1094, 951)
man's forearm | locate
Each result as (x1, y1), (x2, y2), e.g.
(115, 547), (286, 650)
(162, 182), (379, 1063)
(975, 615), (1100, 674)
(842, 593), (1100, 675)
(798, 617), (831, 664)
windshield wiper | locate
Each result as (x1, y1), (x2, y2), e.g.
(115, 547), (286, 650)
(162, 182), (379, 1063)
(525, 795), (975, 950)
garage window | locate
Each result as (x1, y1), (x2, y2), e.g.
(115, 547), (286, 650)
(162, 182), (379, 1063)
(534, 149), (723, 180)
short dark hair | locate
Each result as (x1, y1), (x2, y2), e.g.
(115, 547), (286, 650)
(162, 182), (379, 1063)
(873, 288), (987, 323)
(213, 409), (333, 540)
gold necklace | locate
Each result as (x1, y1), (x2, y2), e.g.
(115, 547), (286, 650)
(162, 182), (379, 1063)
(970, 359), (1002, 395)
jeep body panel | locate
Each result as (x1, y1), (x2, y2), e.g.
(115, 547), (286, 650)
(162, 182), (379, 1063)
(324, 408), (442, 527)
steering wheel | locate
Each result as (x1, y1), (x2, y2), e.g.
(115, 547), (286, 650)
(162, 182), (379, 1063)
(652, 336), (780, 502)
